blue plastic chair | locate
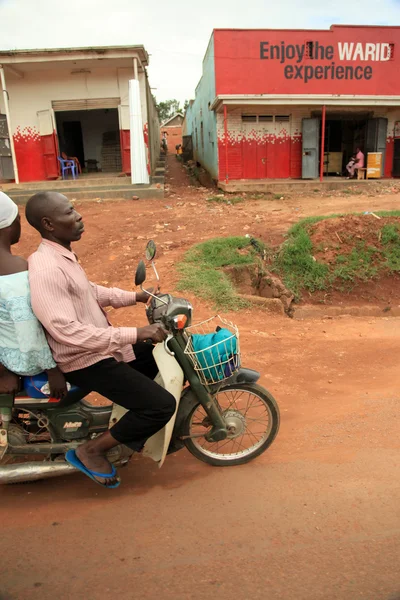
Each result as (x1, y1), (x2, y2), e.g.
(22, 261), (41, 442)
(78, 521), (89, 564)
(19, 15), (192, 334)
(58, 156), (76, 180)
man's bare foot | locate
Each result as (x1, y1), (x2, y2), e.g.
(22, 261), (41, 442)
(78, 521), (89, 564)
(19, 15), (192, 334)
(76, 445), (120, 487)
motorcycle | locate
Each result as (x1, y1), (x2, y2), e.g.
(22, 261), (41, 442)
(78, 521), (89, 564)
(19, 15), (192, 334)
(0, 241), (280, 484)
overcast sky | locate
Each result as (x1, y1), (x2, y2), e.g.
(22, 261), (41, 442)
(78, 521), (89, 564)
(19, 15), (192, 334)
(0, 0), (398, 106)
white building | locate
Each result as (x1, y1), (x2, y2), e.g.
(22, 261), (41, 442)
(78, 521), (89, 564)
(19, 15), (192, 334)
(0, 45), (159, 183)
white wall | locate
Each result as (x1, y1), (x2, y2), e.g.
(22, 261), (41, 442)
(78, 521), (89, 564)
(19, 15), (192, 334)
(0, 65), (148, 134)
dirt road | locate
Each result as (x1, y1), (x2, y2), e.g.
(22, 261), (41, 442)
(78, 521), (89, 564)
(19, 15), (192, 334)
(2, 158), (400, 600)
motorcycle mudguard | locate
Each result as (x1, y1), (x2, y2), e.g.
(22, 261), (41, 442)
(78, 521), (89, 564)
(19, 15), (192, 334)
(142, 343), (184, 467)
(232, 368), (260, 384)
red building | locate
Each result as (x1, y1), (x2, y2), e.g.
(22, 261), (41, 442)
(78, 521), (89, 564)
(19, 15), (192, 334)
(160, 113), (184, 149)
(183, 25), (400, 187)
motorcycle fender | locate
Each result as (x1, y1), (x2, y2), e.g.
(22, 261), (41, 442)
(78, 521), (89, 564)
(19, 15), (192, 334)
(170, 387), (199, 438)
(142, 343), (184, 467)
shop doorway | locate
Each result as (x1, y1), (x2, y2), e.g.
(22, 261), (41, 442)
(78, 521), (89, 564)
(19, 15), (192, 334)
(322, 117), (367, 175)
(303, 113), (388, 178)
(54, 108), (122, 174)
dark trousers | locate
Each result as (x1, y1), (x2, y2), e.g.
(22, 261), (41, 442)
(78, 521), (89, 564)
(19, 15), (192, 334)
(65, 343), (176, 451)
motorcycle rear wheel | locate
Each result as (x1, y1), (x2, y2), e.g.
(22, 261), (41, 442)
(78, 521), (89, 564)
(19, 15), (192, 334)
(183, 383), (280, 466)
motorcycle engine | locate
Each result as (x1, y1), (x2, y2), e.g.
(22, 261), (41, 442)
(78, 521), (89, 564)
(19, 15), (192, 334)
(52, 408), (91, 440)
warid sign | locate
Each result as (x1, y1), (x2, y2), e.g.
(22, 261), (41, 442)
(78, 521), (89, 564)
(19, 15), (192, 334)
(260, 41), (392, 83)
(214, 26), (400, 96)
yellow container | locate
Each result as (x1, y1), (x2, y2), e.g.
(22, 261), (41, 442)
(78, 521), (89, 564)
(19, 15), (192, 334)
(367, 152), (382, 179)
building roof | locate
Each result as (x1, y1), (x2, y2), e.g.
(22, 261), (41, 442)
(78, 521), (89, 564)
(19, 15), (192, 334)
(0, 45), (149, 66)
(162, 112), (184, 127)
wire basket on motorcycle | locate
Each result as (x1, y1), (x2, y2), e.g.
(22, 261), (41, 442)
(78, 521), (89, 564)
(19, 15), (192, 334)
(184, 316), (240, 385)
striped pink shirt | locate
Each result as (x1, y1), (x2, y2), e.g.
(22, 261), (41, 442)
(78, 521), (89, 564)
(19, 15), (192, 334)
(28, 240), (137, 373)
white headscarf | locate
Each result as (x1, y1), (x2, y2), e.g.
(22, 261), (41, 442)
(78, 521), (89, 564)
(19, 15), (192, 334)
(0, 191), (18, 230)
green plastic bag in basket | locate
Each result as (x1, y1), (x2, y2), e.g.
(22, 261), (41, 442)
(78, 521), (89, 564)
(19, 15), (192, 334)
(190, 327), (238, 382)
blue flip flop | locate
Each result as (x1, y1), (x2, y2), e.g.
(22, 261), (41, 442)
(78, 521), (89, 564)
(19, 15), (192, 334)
(65, 449), (120, 489)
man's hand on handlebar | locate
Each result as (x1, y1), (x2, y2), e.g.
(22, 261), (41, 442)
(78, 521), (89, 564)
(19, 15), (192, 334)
(137, 324), (168, 343)
(136, 287), (160, 304)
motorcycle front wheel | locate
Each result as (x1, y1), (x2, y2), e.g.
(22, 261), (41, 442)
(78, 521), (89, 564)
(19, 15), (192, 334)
(183, 383), (280, 466)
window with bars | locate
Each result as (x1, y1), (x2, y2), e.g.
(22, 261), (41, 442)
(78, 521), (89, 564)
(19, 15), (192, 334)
(241, 115), (290, 123)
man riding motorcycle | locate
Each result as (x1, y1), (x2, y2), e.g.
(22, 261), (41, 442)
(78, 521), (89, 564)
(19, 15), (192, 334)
(20, 191), (176, 489)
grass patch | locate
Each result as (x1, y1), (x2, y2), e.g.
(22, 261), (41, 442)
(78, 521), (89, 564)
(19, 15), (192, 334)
(272, 211), (400, 299)
(177, 236), (257, 309)
(177, 212), (400, 308)
(273, 226), (330, 297)
(332, 243), (381, 281)
(380, 223), (400, 270)
(207, 195), (243, 205)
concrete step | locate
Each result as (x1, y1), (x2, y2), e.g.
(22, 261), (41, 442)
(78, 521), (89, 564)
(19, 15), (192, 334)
(2, 176), (133, 191)
(11, 185), (164, 204)
(218, 178), (395, 193)
(8, 182), (160, 196)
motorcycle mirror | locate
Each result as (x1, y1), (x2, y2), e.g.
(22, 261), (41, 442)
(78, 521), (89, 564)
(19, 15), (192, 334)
(135, 260), (146, 286)
(145, 240), (157, 262)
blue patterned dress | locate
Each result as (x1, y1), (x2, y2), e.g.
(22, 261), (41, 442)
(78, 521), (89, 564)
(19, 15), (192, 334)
(0, 271), (56, 376)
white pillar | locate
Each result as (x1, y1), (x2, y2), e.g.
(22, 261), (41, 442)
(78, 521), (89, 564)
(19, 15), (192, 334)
(0, 66), (19, 184)
(133, 58), (139, 80)
(129, 79), (149, 185)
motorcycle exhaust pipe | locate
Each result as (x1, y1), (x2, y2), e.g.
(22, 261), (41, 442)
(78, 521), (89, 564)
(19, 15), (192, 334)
(0, 461), (76, 485)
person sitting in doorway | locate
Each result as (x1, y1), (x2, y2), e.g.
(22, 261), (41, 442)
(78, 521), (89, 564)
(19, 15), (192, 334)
(346, 147), (364, 178)
(0, 192), (67, 398)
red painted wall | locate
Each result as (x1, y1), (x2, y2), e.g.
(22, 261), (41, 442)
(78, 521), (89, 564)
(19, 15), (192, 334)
(217, 113), (304, 180)
(13, 127), (46, 182)
(214, 26), (400, 96)
(218, 137), (293, 180)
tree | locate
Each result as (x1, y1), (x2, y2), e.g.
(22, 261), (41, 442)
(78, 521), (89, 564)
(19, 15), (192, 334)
(156, 99), (181, 122)
(155, 98), (190, 122)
